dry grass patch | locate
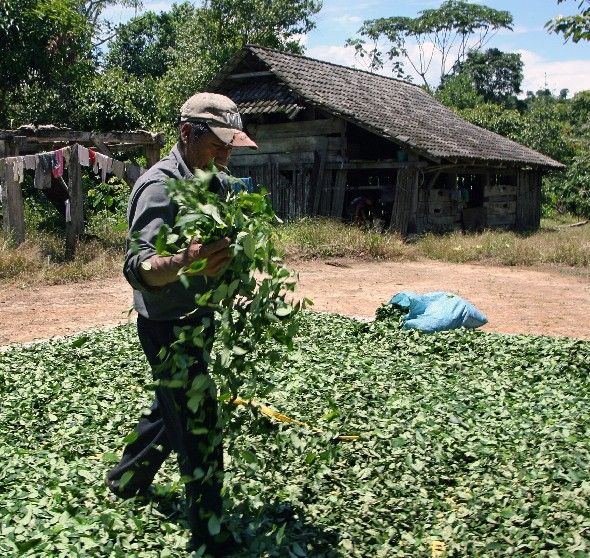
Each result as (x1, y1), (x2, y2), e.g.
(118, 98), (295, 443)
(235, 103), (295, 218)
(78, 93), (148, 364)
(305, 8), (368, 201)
(0, 233), (122, 286)
(279, 217), (589, 269)
(278, 218), (419, 260)
(419, 222), (589, 267)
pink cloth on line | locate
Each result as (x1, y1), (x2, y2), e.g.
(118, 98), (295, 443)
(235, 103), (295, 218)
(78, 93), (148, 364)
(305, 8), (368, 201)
(52, 149), (64, 178)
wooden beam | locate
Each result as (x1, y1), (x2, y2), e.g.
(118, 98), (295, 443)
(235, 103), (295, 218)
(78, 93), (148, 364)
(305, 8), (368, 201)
(231, 151), (315, 167)
(1, 160), (25, 244)
(93, 140), (114, 158)
(0, 128), (166, 147)
(229, 71), (274, 80)
(145, 144), (161, 168)
(310, 138), (328, 215)
(65, 145), (83, 260)
(251, 118), (345, 140)
(390, 168), (418, 236)
(331, 169), (347, 218)
(326, 160), (428, 170)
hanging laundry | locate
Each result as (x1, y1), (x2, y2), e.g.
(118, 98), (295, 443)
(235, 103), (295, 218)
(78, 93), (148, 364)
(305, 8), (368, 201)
(112, 159), (125, 179)
(95, 152), (112, 182)
(103, 156), (113, 183)
(89, 148), (97, 173)
(51, 149), (64, 178)
(125, 163), (142, 185)
(64, 199), (72, 223)
(34, 153), (53, 189)
(78, 145), (90, 167)
(24, 154), (36, 170)
(62, 146), (71, 169)
(3, 158), (15, 189)
(15, 157), (24, 183)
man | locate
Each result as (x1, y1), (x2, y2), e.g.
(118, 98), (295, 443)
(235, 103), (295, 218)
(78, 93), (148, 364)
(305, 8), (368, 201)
(349, 195), (373, 225)
(106, 93), (257, 556)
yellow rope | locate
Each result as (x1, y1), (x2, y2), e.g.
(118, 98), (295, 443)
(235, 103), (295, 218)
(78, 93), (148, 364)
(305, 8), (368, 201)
(231, 397), (360, 442)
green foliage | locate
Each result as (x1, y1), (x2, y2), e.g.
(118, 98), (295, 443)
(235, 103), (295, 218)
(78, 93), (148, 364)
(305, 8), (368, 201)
(435, 74), (484, 110)
(445, 48), (523, 107)
(555, 148), (590, 216)
(104, 6), (184, 78)
(546, 0), (590, 42)
(569, 90), (590, 138)
(459, 103), (523, 139)
(87, 176), (131, 216)
(0, 0), (93, 126)
(1, 312), (589, 555)
(155, 0), (322, 126)
(346, 0), (513, 88)
(518, 101), (575, 163)
(155, 169), (305, 404)
(74, 68), (158, 131)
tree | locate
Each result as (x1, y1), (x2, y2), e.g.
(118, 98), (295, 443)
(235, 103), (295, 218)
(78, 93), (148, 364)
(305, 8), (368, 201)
(546, 0), (590, 42)
(104, 5), (189, 78)
(435, 73), (483, 110)
(155, 0), (322, 126)
(345, 0), (513, 89)
(445, 48), (523, 106)
(79, 0), (143, 46)
(73, 68), (158, 131)
(0, 0), (93, 126)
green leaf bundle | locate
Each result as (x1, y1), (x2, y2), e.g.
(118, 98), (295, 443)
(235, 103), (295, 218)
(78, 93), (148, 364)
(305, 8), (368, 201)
(155, 168), (308, 426)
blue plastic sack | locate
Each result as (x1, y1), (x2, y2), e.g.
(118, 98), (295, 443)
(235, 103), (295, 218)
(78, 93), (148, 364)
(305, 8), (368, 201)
(388, 291), (487, 332)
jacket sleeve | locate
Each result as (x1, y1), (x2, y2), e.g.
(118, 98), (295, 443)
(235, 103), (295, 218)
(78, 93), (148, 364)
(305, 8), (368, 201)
(123, 178), (176, 292)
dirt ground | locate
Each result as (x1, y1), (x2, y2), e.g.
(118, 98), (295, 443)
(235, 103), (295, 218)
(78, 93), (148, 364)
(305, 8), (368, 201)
(1, 258), (589, 346)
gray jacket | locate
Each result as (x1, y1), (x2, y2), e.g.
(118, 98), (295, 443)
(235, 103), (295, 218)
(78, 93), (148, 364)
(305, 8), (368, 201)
(124, 144), (220, 321)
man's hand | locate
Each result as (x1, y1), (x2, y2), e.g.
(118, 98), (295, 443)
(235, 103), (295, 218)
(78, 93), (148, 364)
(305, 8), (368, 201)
(140, 237), (232, 287)
(185, 237), (232, 277)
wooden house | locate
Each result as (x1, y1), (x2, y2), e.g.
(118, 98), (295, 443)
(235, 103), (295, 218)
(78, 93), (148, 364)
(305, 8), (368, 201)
(210, 45), (564, 234)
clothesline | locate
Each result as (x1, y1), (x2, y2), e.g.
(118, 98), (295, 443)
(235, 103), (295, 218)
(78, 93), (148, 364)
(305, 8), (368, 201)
(0, 143), (145, 193)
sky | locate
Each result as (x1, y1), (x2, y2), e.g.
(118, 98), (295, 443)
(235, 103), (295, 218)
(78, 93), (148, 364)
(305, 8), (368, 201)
(104, 0), (590, 96)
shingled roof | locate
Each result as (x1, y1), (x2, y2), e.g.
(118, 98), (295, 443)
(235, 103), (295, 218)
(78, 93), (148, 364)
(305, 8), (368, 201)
(210, 45), (564, 169)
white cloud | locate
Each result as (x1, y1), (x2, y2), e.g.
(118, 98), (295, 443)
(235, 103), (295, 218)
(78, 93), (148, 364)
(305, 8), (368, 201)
(333, 14), (363, 24)
(292, 33), (309, 47)
(102, 1), (173, 23)
(306, 44), (366, 69)
(497, 24), (536, 36)
(307, 41), (590, 96)
(517, 49), (590, 96)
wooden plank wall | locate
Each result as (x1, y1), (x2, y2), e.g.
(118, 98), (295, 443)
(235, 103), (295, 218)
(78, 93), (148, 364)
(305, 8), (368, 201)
(230, 118), (345, 220)
(416, 188), (462, 231)
(390, 167), (419, 235)
(516, 169), (541, 230)
(484, 182), (517, 228)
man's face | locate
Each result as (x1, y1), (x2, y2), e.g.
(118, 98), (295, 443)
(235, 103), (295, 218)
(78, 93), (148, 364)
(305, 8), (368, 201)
(182, 123), (233, 170)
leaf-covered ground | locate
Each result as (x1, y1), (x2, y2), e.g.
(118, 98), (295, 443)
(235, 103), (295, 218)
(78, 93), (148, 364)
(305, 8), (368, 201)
(1, 313), (589, 557)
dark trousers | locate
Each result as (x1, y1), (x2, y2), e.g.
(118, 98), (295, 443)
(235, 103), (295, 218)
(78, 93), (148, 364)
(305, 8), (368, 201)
(107, 314), (223, 542)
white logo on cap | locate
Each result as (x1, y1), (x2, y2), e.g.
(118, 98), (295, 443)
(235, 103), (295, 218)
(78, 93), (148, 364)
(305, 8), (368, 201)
(225, 111), (243, 130)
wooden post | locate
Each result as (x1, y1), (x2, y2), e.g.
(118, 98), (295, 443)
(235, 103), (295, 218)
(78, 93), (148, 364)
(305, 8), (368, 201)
(406, 169), (421, 234)
(1, 158), (26, 244)
(65, 145), (84, 260)
(390, 167), (418, 236)
(145, 144), (161, 168)
(516, 169), (542, 231)
(330, 169), (347, 218)
(310, 137), (328, 216)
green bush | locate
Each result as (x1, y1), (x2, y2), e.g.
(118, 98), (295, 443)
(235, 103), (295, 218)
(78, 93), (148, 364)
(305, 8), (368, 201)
(74, 69), (158, 131)
(562, 150), (590, 217)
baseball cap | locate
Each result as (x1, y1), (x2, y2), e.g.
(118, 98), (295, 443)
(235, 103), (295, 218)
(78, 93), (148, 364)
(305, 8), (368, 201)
(180, 93), (258, 149)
